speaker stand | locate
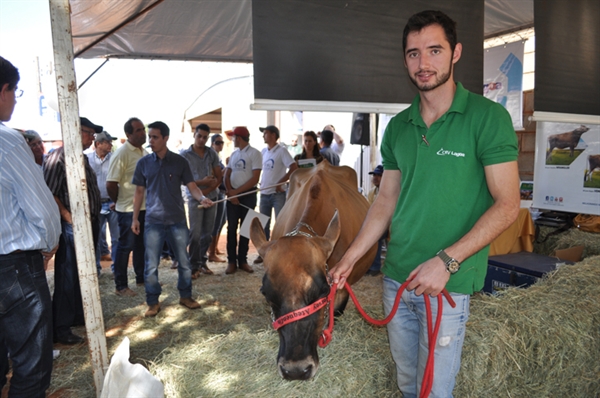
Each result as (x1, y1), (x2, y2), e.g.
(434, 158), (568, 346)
(359, 145), (364, 192)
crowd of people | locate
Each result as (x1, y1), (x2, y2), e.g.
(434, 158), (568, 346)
(0, 53), (345, 395)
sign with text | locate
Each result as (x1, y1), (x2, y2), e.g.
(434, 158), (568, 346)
(533, 121), (600, 215)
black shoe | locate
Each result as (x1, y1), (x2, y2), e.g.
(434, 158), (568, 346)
(366, 269), (381, 276)
(55, 332), (84, 345)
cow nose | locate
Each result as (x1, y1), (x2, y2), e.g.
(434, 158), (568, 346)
(280, 364), (313, 380)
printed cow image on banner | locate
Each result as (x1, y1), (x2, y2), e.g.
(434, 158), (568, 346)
(533, 121), (600, 215)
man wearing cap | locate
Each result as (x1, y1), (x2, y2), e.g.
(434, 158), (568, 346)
(180, 123), (222, 277)
(366, 165), (386, 276)
(23, 129), (46, 167)
(223, 126), (262, 274)
(106, 117), (148, 297)
(87, 131), (119, 274)
(1, 56), (60, 398)
(43, 116), (102, 345)
(254, 125), (298, 264)
(131, 121), (213, 317)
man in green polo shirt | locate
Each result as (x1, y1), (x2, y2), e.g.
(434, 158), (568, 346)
(331, 10), (520, 397)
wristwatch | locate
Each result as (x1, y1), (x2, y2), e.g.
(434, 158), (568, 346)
(436, 249), (460, 274)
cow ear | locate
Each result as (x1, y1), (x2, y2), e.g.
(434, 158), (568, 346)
(316, 209), (341, 258)
(250, 217), (269, 257)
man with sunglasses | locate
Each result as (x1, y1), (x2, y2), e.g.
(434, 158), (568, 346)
(181, 124), (222, 277)
(208, 134), (227, 262)
(43, 117), (103, 345)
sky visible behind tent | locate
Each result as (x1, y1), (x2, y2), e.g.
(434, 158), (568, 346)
(0, 0), (253, 142)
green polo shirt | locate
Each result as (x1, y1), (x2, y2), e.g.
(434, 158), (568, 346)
(380, 82), (518, 294)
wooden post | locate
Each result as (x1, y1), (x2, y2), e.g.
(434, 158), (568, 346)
(48, 1), (109, 396)
(369, 113), (378, 171)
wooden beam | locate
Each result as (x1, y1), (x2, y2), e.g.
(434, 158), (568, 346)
(48, 1), (109, 396)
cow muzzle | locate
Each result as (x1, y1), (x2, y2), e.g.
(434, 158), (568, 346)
(278, 357), (318, 380)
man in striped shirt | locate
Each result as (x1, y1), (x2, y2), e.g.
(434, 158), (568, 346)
(43, 117), (102, 345)
(0, 56), (61, 398)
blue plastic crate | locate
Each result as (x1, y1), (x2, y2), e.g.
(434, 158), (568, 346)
(483, 252), (574, 294)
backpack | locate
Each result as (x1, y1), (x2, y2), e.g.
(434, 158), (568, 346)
(573, 214), (600, 233)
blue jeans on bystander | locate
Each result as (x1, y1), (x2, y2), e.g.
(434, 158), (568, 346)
(187, 198), (217, 271)
(0, 251), (53, 397)
(114, 211), (145, 291)
(96, 201), (119, 272)
(259, 191), (286, 241)
(144, 221), (193, 305)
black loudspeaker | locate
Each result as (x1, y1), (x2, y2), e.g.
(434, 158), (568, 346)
(350, 113), (370, 146)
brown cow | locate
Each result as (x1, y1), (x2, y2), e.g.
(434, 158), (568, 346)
(585, 154), (600, 181)
(547, 125), (589, 159)
(250, 161), (376, 380)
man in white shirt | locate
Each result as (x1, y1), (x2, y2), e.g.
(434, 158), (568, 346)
(87, 131), (118, 274)
(223, 127), (262, 274)
(254, 125), (298, 264)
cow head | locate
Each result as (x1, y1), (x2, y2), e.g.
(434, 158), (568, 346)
(250, 212), (341, 380)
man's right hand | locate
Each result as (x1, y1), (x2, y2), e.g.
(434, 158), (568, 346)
(131, 219), (140, 235)
(329, 256), (356, 290)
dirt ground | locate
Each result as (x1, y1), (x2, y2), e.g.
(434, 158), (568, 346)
(1, 232), (257, 398)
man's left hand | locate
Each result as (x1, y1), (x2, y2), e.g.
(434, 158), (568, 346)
(406, 256), (450, 297)
(42, 245), (59, 270)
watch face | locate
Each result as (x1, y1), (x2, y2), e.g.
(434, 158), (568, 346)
(448, 260), (460, 274)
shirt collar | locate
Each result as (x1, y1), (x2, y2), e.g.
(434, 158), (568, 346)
(406, 81), (468, 126)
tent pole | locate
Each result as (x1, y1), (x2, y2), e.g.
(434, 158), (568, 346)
(48, 1), (109, 396)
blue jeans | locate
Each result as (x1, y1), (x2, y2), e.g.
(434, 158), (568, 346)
(0, 251), (53, 398)
(259, 192), (286, 240)
(383, 276), (470, 398)
(227, 192), (257, 265)
(96, 201), (119, 270)
(144, 221), (193, 305)
(53, 220), (99, 338)
(114, 211), (146, 291)
(188, 199), (217, 270)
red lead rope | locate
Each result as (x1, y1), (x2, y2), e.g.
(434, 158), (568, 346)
(321, 281), (456, 398)
(271, 279), (457, 398)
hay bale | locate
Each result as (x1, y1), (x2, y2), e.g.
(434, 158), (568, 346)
(534, 226), (600, 258)
(456, 256), (600, 397)
(47, 254), (600, 397)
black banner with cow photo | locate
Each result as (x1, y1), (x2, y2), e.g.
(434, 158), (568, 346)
(533, 120), (600, 215)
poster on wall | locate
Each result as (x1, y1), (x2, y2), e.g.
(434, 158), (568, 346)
(484, 41), (524, 130)
(533, 121), (600, 215)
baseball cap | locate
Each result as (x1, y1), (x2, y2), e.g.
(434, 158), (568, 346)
(369, 165), (384, 175)
(80, 117), (103, 134)
(23, 130), (41, 141)
(226, 126), (250, 138)
(259, 125), (280, 135)
(95, 131), (117, 142)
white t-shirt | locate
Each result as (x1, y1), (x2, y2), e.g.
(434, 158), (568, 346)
(227, 144), (262, 190)
(260, 144), (295, 194)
